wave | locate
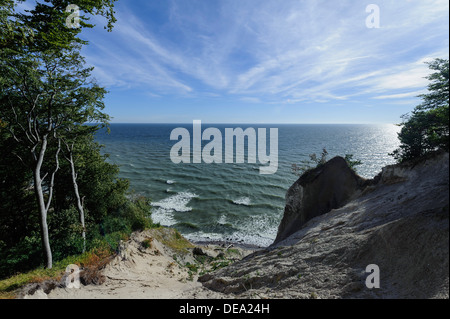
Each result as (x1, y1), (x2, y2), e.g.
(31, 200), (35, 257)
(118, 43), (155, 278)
(191, 195), (224, 203)
(151, 191), (198, 213)
(253, 202), (283, 210)
(150, 209), (176, 227)
(151, 191), (199, 227)
(231, 197), (251, 206)
(174, 222), (200, 231)
(218, 214), (227, 225)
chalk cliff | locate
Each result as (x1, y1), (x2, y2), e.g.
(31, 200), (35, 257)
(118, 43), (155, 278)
(274, 156), (368, 244)
(200, 152), (449, 299)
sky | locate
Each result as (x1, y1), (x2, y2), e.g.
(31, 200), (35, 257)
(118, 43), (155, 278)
(21, 0), (450, 124)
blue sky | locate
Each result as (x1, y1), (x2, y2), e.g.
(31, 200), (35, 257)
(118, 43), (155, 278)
(23, 0), (450, 123)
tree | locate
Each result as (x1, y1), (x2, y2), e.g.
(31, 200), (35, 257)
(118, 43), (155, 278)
(61, 124), (110, 253)
(0, 0), (117, 269)
(63, 129), (88, 253)
(391, 59), (449, 162)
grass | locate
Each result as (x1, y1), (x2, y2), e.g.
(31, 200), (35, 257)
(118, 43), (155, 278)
(227, 248), (240, 255)
(151, 227), (194, 253)
(0, 247), (113, 299)
(141, 237), (153, 249)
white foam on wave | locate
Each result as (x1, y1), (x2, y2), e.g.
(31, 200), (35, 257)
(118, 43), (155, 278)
(184, 212), (282, 248)
(151, 210), (177, 227)
(218, 214), (227, 225)
(166, 180), (175, 185)
(183, 231), (228, 244)
(151, 192), (198, 227)
(184, 230), (274, 248)
(237, 213), (281, 246)
(152, 191), (198, 213)
(232, 197), (251, 206)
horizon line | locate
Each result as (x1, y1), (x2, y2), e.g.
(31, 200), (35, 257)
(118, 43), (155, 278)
(99, 122), (398, 125)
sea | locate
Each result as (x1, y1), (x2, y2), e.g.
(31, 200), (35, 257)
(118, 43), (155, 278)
(95, 123), (400, 248)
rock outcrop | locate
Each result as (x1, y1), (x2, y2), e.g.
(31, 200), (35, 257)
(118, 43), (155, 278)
(200, 152), (449, 299)
(274, 156), (367, 244)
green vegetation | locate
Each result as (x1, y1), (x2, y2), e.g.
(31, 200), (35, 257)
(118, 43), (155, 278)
(141, 237), (153, 249)
(153, 229), (195, 253)
(291, 148), (362, 177)
(174, 245), (244, 280)
(391, 58), (449, 162)
(0, 0), (159, 287)
(0, 246), (111, 298)
(343, 154), (363, 172)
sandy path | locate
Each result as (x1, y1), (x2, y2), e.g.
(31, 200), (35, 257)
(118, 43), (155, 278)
(24, 229), (252, 299)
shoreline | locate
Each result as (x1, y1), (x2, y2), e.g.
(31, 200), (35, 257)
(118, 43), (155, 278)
(190, 239), (267, 251)
(162, 225), (271, 250)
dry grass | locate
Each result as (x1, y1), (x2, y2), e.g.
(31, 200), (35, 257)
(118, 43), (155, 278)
(151, 228), (194, 253)
(0, 247), (114, 299)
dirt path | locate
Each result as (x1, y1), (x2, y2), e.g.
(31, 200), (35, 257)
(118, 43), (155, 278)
(23, 228), (254, 299)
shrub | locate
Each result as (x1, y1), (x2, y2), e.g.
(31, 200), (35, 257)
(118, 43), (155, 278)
(292, 148), (362, 176)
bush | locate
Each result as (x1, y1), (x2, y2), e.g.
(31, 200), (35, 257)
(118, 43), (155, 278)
(126, 196), (154, 231)
(102, 195), (153, 233)
(0, 234), (42, 279)
(292, 148), (362, 176)
(344, 154), (363, 172)
(291, 148), (329, 176)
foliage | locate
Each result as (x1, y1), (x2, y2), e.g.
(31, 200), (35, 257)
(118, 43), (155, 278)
(344, 154), (363, 172)
(291, 148), (362, 176)
(391, 59), (449, 162)
(101, 196), (154, 236)
(0, 193), (154, 279)
(291, 148), (329, 176)
(0, 0), (155, 278)
(0, 0), (120, 269)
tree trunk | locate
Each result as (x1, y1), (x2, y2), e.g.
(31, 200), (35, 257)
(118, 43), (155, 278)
(32, 135), (61, 269)
(33, 136), (52, 269)
(68, 149), (86, 253)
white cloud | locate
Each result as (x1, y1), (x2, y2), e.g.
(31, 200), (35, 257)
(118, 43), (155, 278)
(373, 91), (425, 100)
(82, 0), (449, 105)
